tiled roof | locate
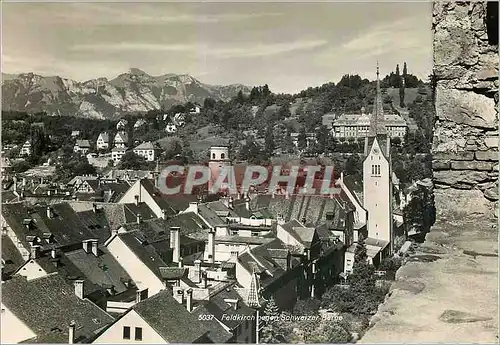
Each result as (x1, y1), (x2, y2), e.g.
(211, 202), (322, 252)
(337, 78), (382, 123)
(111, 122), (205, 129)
(75, 140), (91, 148)
(114, 131), (128, 143)
(134, 141), (156, 150)
(101, 182), (131, 202)
(2, 274), (114, 343)
(117, 231), (168, 280)
(133, 290), (209, 343)
(250, 194), (350, 227)
(97, 132), (110, 142)
(99, 202), (156, 231)
(159, 267), (187, 279)
(64, 246), (133, 294)
(1, 235), (25, 277)
(139, 179), (178, 215)
(191, 305), (233, 343)
(198, 204), (225, 227)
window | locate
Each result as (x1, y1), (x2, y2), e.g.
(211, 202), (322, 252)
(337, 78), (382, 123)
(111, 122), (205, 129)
(231, 230), (238, 236)
(221, 153), (225, 159)
(123, 326), (131, 339)
(251, 232), (259, 237)
(135, 327), (143, 340)
(212, 153), (216, 159)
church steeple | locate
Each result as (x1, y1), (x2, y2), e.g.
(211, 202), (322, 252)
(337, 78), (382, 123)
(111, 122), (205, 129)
(368, 62), (387, 137)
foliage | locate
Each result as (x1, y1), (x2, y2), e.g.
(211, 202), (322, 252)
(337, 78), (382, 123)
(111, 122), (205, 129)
(238, 137), (264, 164)
(354, 234), (367, 263)
(55, 154), (96, 181)
(10, 160), (33, 174)
(297, 128), (308, 152)
(119, 151), (153, 170)
(379, 257), (402, 280)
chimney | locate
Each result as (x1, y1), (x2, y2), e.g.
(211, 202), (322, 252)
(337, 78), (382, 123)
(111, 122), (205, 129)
(74, 279), (84, 299)
(170, 227), (180, 263)
(13, 176), (17, 192)
(46, 206), (53, 218)
(68, 321), (75, 344)
(237, 192), (241, 200)
(47, 190), (51, 196)
(30, 245), (40, 259)
(185, 288), (193, 312)
(173, 286), (184, 304)
(208, 229), (215, 265)
(136, 289), (148, 303)
(276, 214), (285, 225)
(51, 248), (57, 259)
(161, 209), (167, 219)
(202, 271), (208, 288)
(285, 190), (290, 199)
(82, 240), (91, 253)
(301, 216), (306, 224)
(228, 196), (234, 209)
(134, 194), (139, 206)
(230, 251), (238, 262)
(92, 203), (97, 213)
(136, 213), (142, 225)
(193, 260), (202, 283)
(91, 240), (98, 256)
(189, 202), (198, 214)
(245, 197), (250, 211)
(22, 177), (26, 187)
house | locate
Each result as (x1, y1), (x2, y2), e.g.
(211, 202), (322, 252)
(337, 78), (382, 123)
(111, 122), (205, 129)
(111, 147), (127, 163)
(71, 130), (81, 138)
(114, 132), (128, 148)
(74, 140), (91, 154)
(19, 140), (31, 156)
(191, 283), (256, 343)
(1, 273), (114, 343)
(290, 132), (317, 148)
(173, 112), (185, 126)
(189, 105), (201, 115)
(118, 179), (179, 218)
(96, 132), (110, 150)
(92, 290), (211, 343)
(102, 169), (154, 181)
(116, 119), (128, 130)
(104, 230), (169, 297)
(133, 142), (157, 162)
(133, 119), (147, 129)
(165, 123), (177, 133)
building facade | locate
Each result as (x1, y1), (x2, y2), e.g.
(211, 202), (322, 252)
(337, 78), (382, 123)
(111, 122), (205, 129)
(328, 107), (407, 140)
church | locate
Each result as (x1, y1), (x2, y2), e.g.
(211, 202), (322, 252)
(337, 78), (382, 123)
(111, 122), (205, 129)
(342, 65), (395, 270)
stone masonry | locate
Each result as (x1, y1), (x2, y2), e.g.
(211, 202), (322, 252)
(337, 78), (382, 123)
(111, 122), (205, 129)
(432, 1), (498, 210)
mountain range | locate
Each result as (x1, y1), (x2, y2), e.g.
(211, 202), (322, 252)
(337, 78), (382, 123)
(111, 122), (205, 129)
(1, 68), (251, 119)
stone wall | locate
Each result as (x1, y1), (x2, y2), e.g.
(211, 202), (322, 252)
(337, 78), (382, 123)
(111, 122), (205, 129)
(432, 1), (498, 214)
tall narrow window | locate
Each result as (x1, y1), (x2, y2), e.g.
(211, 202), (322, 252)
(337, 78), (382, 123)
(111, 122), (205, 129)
(123, 326), (131, 340)
(135, 327), (143, 340)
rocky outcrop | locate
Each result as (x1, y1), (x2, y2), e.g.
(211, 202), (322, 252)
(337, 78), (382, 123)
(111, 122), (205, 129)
(1, 70), (250, 119)
(432, 1), (499, 207)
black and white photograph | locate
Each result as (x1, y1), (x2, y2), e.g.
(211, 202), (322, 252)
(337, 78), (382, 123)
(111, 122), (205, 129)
(0, 1), (498, 344)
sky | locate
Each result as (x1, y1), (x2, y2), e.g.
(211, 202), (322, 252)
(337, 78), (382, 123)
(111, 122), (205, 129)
(1, 1), (433, 94)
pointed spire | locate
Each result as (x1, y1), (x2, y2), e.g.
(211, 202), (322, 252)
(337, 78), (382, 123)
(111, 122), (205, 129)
(247, 264), (261, 308)
(368, 62), (387, 137)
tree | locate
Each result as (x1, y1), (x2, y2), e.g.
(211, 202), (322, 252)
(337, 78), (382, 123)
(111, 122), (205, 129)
(264, 125), (276, 158)
(119, 151), (149, 170)
(297, 128), (308, 152)
(354, 234), (367, 264)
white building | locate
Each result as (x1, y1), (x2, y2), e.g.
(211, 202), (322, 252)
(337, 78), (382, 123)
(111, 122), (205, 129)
(165, 123), (177, 133)
(133, 118), (147, 129)
(116, 118), (128, 130)
(19, 140), (31, 156)
(111, 147), (127, 163)
(133, 142), (156, 161)
(114, 131), (128, 148)
(74, 140), (91, 154)
(97, 132), (110, 150)
(329, 106), (407, 140)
